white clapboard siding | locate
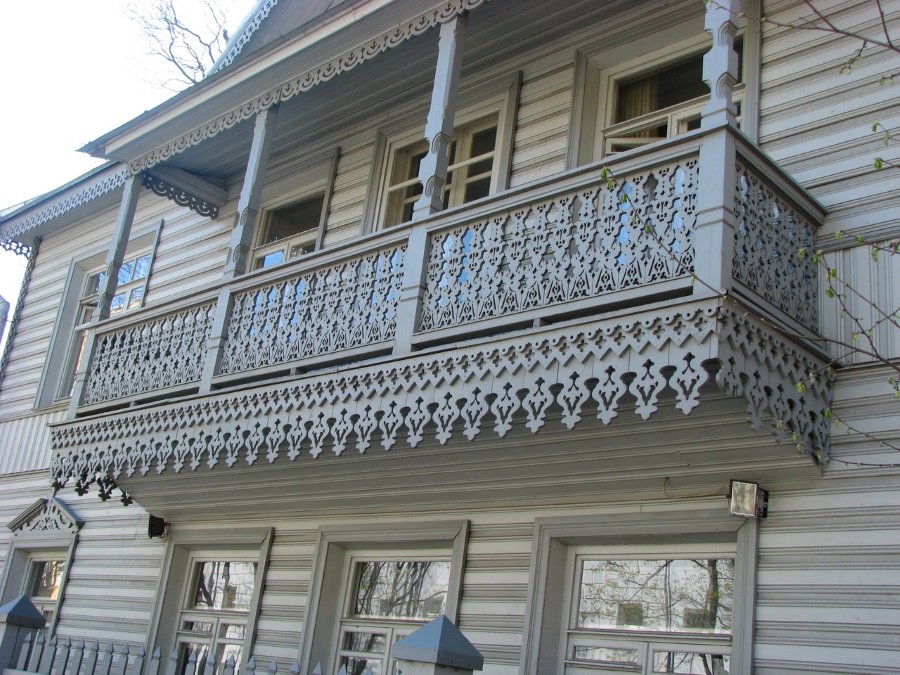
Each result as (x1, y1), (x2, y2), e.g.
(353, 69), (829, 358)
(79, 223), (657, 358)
(0, 409), (66, 474)
(759, 0), (900, 238)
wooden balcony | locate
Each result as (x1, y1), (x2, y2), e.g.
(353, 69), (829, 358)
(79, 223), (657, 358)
(50, 126), (832, 497)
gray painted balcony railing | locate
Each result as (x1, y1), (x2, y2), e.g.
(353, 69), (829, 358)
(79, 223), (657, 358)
(70, 126), (824, 414)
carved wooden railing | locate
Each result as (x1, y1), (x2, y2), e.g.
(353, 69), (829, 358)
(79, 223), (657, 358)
(733, 158), (819, 331)
(419, 158), (698, 333)
(219, 244), (406, 376)
(69, 127), (824, 414)
(81, 302), (215, 406)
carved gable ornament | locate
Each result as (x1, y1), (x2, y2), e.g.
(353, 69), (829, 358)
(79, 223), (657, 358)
(8, 498), (83, 537)
(50, 299), (832, 498)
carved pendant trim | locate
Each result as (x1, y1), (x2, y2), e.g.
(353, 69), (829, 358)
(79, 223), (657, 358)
(50, 299), (831, 496)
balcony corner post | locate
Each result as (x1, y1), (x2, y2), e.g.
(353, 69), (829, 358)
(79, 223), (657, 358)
(393, 223), (431, 355)
(67, 329), (97, 418)
(97, 173), (144, 321)
(693, 128), (738, 296)
(412, 14), (467, 221)
(701, 0), (740, 130)
(199, 287), (234, 394)
(223, 105), (279, 280)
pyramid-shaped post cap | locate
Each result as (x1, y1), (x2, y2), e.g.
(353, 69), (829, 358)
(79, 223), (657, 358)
(0, 595), (46, 628)
(392, 615), (483, 671)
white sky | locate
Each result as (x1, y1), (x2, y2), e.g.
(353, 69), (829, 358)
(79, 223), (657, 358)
(0, 0), (255, 343)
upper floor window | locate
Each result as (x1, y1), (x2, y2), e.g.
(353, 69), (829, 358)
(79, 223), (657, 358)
(252, 193), (325, 269)
(595, 34), (746, 157)
(382, 115), (499, 228)
(61, 250), (152, 398)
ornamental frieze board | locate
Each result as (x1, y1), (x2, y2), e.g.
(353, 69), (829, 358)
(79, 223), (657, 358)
(8, 497), (83, 536)
(0, 169), (127, 247)
(128, 0), (491, 175)
(50, 300), (831, 497)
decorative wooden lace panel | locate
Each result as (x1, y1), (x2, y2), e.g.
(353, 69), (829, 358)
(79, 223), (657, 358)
(81, 303), (215, 405)
(733, 162), (818, 330)
(219, 245), (406, 375)
(418, 159), (699, 332)
(51, 301), (832, 495)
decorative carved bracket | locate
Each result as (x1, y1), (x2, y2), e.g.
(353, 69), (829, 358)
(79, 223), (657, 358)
(8, 497), (83, 536)
(50, 299), (831, 498)
(142, 168), (227, 219)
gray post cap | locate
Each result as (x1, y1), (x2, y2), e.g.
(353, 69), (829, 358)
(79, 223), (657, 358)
(392, 615), (483, 671)
(0, 595), (46, 628)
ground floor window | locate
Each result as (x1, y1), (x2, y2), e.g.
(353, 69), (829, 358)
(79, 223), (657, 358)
(26, 556), (68, 624)
(564, 548), (735, 674)
(175, 558), (258, 675)
(522, 509), (757, 675)
(335, 559), (451, 675)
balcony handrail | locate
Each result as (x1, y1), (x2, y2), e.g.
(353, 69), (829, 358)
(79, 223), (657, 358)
(84, 129), (714, 342)
(69, 125), (824, 415)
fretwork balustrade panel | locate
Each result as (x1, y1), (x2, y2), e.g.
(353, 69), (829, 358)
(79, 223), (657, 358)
(418, 160), (699, 332)
(82, 303), (215, 405)
(219, 245), (406, 375)
(733, 162), (818, 331)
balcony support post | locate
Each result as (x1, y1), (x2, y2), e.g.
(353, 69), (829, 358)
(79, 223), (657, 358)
(412, 14), (467, 221)
(393, 223), (431, 355)
(96, 174), (144, 322)
(68, 173), (142, 416)
(701, 0), (740, 130)
(223, 106), (279, 280)
(693, 128), (737, 296)
(199, 287), (234, 394)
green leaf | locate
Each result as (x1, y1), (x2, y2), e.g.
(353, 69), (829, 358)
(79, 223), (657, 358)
(834, 230), (843, 240)
(875, 157), (884, 170)
(795, 381), (807, 394)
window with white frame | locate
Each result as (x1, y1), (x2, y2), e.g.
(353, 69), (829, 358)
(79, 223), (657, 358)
(300, 521), (469, 675)
(251, 193), (325, 269)
(382, 115), (499, 228)
(522, 510), (757, 675)
(596, 36), (745, 157)
(335, 556), (452, 675)
(175, 557), (258, 675)
(563, 545), (735, 675)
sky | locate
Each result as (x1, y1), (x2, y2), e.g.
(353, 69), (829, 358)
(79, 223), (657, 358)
(0, 0), (256, 343)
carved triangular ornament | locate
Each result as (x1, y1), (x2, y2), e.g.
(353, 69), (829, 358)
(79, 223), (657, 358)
(8, 497), (82, 536)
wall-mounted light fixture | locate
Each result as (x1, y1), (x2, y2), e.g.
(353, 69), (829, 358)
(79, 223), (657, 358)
(729, 480), (768, 519)
(148, 514), (168, 538)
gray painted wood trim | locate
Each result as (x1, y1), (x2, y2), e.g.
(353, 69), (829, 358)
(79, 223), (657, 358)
(360, 131), (389, 235)
(739, 0), (762, 144)
(494, 70), (522, 190)
(315, 147), (342, 251)
(300, 519), (470, 675)
(145, 526), (274, 675)
(566, 51), (597, 170)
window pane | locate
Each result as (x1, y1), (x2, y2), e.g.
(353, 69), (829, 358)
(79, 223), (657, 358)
(342, 631), (386, 653)
(615, 55), (707, 123)
(30, 560), (66, 599)
(177, 643), (211, 675)
(109, 293), (126, 315)
(117, 259), (135, 285)
(652, 651), (730, 674)
(577, 559), (734, 634)
(192, 561), (257, 611)
(573, 646), (639, 667)
(128, 287), (145, 310)
(339, 656), (382, 675)
(134, 255), (152, 280)
(263, 196), (324, 244)
(352, 561), (450, 620)
(470, 126), (496, 158)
